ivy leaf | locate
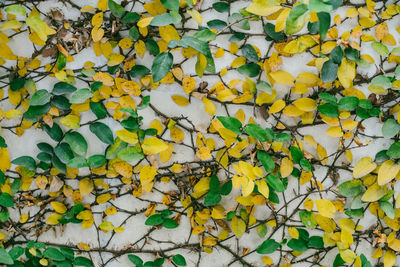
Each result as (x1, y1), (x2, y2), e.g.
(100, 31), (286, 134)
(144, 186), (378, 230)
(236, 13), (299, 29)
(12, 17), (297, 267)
(286, 4), (309, 35)
(152, 52), (173, 83)
(30, 89), (51, 106)
(256, 239), (280, 254)
(217, 116), (242, 134)
(0, 247), (13, 265)
(161, 0), (179, 11)
(237, 63), (261, 77)
(108, 0), (125, 18)
(321, 59), (338, 83)
(382, 119), (400, 138)
(241, 44), (259, 62)
(172, 254), (187, 266)
(89, 122), (114, 144)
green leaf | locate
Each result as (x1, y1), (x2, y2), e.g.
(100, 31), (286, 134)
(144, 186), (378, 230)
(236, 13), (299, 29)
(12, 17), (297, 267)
(150, 13), (181, 26)
(118, 146), (144, 162)
(213, 2), (230, 12)
(256, 239), (280, 254)
(129, 26), (139, 41)
(387, 142), (400, 159)
(237, 63), (261, 77)
(331, 46), (344, 64)
(122, 12), (140, 24)
(65, 132), (88, 156)
(90, 102), (107, 119)
(338, 96), (359, 111)
(108, 0), (125, 17)
(371, 42), (389, 57)
(207, 19), (227, 29)
(256, 81), (272, 94)
(12, 156), (36, 170)
(257, 150), (275, 173)
(318, 103), (339, 118)
(145, 214), (163, 226)
(204, 192), (222, 206)
(70, 88), (93, 104)
(152, 52), (173, 83)
(321, 59), (338, 83)
(44, 247), (65, 261)
(162, 218), (179, 228)
(244, 124), (269, 142)
(0, 247), (13, 265)
(10, 77), (25, 91)
(257, 224), (268, 238)
(379, 200), (395, 219)
(53, 82), (77, 95)
(264, 23), (285, 40)
(30, 90), (51, 106)
(317, 12), (330, 39)
(0, 193), (14, 207)
(299, 210), (317, 228)
(0, 211), (9, 222)
(241, 44), (259, 62)
(87, 155), (106, 168)
(217, 116), (242, 134)
(308, 236), (324, 248)
(286, 4), (309, 35)
(382, 119), (400, 138)
(267, 174), (285, 192)
(8, 246), (24, 261)
(73, 256), (93, 267)
(161, 0), (179, 11)
(89, 122), (114, 144)
(67, 157), (88, 168)
(337, 180), (363, 197)
(57, 53), (66, 70)
(308, 0), (332, 13)
(290, 146), (303, 164)
(54, 143), (74, 164)
(172, 254), (187, 266)
(52, 155), (66, 173)
(5, 4), (26, 16)
(371, 75), (392, 89)
(287, 238), (308, 252)
(128, 255), (143, 266)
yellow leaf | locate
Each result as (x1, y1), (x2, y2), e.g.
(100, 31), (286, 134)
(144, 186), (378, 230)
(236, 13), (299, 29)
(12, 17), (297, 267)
(182, 76), (196, 94)
(137, 17), (153, 28)
(197, 146), (212, 160)
(378, 159), (400, 185)
(280, 157), (293, 178)
(116, 129), (138, 144)
(270, 70), (294, 86)
(384, 250), (396, 267)
(361, 182), (386, 202)
(113, 161), (133, 177)
(353, 157), (377, 178)
(338, 58), (356, 89)
(99, 221), (114, 232)
(159, 25), (180, 43)
(26, 16), (47, 41)
(340, 249), (356, 264)
(5, 109), (23, 119)
(171, 95), (189, 106)
(93, 72), (114, 86)
(97, 0), (107, 11)
(187, 9), (202, 25)
(202, 97), (216, 116)
(142, 138), (168, 155)
(325, 126), (343, 138)
(96, 193), (111, 204)
(0, 20), (22, 31)
(293, 98), (317, 112)
(0, 148), (11, 172)
(255, 180), (269, 198)
(50, 201), (67, 214)
(107, 53), (125, 66)
(231, 216), (246, 238)
(315, 199), (336, 218)
(288, 227), (299, 239)
(79, 177), (94, 196)
(60, 114), (80, 129)
(140, 165), (157, 192)
(46, 212), (62, 225)
(246, 0), (282, 16)
(269, 99), (285, 113)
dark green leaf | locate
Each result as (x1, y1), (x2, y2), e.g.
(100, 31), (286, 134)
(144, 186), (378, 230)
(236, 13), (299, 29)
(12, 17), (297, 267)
(65, 132), (87, 156)
(44, 247), (65, 261)
(321, 59), (338, 83)
(90, 102), (107, 119)
(213, 2), (230, 12)
(57, 53), (66, 70)
(30, 90), (51, 106)
(256, 239), (280, 254)
(318, 103), (338, 118)
(207, 19), (227, 29)
(241, 44), (259, 62)
(53, 82), (77, 95)
(73, 257), (93, 267)
(10, 77), (25, 91)
(89, 122), (114, 144)
(237, 63), (261, 77)
(152, 52), (173, 83)
(161, 0), (179, 11)
(54, 143), (74, 164)
(290, 146), (303, 164)
(317, 12), (330, 39)
(338, 96), (359, 111)
(287, 238), (308, 252)
(307, 236), (324, 248)
(108, 0), (125, 17)
(87, 155), (106, 168)
(0, 193), (13, 207)
(122, 12), (140, 24)
(257, 150), (275, 173)
(387, 142), (400, 159)
(331, 46), (344, 64)
(267, 174), (285, 192)
(12, 156), (36, 170)
(162, 218), (178, 228)
(145, 214), (163, 226)
(67, 157), (88, 168)
(128, 255), (143, 266)
(204, 192), (221, 206)
(244, 124), (268, 142)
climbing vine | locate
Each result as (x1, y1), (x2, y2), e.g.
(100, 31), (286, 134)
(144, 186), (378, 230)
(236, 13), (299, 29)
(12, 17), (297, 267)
(0, 0), (399, 266)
